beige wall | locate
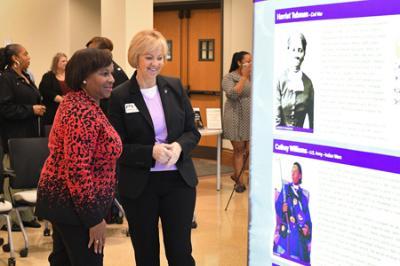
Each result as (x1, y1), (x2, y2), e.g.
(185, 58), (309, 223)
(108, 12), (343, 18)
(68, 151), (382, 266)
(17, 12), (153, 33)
(101, 0), (153, 77)
(0, 0), (70, 82)
(69, 0), (101, 55)
(0, 0), (152, 83)
(223, 0), (254, 149)
(0, 0), (101, 83)
(154, 0), (198, 2)
(124, 0), (154, 76)
(223, 0), (253, 74)
(101, 0), (126, 73)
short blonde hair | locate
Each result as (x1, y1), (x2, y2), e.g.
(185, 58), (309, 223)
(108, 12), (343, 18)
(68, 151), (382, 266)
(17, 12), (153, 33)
(50, 52), (67, 74)
(128, 30), (168, 68)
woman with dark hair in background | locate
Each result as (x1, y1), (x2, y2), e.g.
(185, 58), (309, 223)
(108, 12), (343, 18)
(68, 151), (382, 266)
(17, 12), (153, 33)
(0, 44), (45, 229)
(222, 51), (252, 193)
(39, 52), (71, 126)
(86, 36), (129, 114)
(36, 48), (122, 265)
(0, 44), (46, 151)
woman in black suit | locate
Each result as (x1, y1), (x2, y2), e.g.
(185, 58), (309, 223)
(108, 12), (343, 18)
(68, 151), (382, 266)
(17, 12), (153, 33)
(0, 44), (46, 152)
(108, 30), (200, 266)
(0, 47), (4, 150)
(39, 52), (70, 126)
(0, 43), (45, 228)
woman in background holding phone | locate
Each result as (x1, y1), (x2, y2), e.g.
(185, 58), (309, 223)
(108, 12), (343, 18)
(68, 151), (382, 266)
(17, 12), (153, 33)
(222, 51), (252, 193)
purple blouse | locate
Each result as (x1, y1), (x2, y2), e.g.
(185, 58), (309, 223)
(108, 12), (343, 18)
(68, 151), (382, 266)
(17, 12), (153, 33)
(141, 86), (177, 171)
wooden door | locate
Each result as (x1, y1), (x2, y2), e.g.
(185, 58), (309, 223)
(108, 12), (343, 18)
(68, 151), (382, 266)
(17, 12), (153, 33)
(153, 11), (181, 79)
(187, 8), (221, 147)
(154, 7), (222, 148)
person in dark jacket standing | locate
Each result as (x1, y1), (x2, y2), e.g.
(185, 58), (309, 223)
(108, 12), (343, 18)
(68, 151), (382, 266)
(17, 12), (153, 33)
(0, 44), (46, 152)
(36, 48), (122, 266)
(0, 47), (4, 151)
(109, 30), (200, 266)
(0, 44), (45, 229)
(39, 52), (71, 125)
(86, 36), (129, 114)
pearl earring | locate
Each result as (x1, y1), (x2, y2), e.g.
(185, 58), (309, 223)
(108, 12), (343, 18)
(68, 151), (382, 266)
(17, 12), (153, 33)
(83, 80), (87, 84)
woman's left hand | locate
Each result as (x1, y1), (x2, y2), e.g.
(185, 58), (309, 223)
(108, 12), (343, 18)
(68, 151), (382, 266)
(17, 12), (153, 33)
(165, 142), (182, 166)
(88, 219), (107, 254)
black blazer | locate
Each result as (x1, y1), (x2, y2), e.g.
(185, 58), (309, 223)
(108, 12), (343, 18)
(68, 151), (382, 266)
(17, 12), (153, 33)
(0, 71), (3, 149)
(108, 72), (200, 199)
(39, 71), (62, 125)
(0, 69), (42, 152)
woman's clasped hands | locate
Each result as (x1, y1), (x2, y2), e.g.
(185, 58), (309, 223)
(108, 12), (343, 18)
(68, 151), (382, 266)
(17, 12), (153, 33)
(152, 142), (182, 166)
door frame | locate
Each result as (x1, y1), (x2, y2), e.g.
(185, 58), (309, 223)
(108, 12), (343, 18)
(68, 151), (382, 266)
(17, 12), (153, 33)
(154, 0), (224, 96)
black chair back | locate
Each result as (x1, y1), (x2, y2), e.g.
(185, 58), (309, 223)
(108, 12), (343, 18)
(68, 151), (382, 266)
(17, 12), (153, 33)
(8, 138), (49, 189)
(0, 145), (4, 194)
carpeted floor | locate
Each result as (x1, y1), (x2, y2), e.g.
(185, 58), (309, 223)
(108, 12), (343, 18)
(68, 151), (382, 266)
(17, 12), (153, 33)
(193, 158), (233, 177)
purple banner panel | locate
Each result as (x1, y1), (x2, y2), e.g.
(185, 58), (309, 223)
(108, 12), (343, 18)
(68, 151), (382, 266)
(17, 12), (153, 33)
(273, 253), (310, 266)
(273, 139), (400, 174)
(276, 0), (400, 24)
(276, 126), (313, 133)
(254, 0), (266, 2)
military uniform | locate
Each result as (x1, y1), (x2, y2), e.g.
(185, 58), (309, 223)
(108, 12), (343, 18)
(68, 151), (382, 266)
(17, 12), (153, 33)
(274, 182), (312, 263)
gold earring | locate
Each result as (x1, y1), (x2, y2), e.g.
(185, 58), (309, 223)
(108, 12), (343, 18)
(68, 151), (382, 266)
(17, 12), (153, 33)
(13, 60), (20, 68)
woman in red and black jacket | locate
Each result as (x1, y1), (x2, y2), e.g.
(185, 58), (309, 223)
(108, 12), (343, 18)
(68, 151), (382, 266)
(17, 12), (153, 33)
(36, 48), (122, 266)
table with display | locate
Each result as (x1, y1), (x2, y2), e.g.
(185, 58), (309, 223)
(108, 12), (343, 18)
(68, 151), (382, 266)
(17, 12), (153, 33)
(198, 128), (223, 191)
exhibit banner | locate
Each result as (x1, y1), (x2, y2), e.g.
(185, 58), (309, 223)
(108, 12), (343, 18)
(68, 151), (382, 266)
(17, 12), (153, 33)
(249, 0), (400, 265)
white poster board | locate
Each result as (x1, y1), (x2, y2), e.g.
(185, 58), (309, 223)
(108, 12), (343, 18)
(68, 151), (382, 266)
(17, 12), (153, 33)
(206, 108), (222, 129)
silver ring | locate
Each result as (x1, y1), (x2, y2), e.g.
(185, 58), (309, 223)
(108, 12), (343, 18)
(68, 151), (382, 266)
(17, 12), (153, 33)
(95, 240), (99, 243)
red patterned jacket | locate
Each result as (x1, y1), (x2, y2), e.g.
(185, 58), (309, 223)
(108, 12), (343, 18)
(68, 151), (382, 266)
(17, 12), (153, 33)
(36, 90), (122, 228)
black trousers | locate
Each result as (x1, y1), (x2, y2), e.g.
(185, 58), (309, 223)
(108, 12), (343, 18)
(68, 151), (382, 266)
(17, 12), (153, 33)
(49, 222), (103, 266)
(121, 171), (196, 266)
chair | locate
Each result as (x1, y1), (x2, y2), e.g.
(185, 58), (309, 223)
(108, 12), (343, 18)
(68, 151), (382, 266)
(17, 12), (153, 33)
(113, 198), (129, 237)
(0, 145), (17, 266)
(42, 125), (52, 237)
(5, 137), (49, 258)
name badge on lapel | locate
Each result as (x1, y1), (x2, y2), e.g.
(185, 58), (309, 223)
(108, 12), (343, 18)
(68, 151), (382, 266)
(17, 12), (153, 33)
(125, 103), (139, 113)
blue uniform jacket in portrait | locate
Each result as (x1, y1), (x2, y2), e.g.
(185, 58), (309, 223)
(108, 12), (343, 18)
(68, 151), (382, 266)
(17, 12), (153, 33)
(274, 182), (312, 264)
